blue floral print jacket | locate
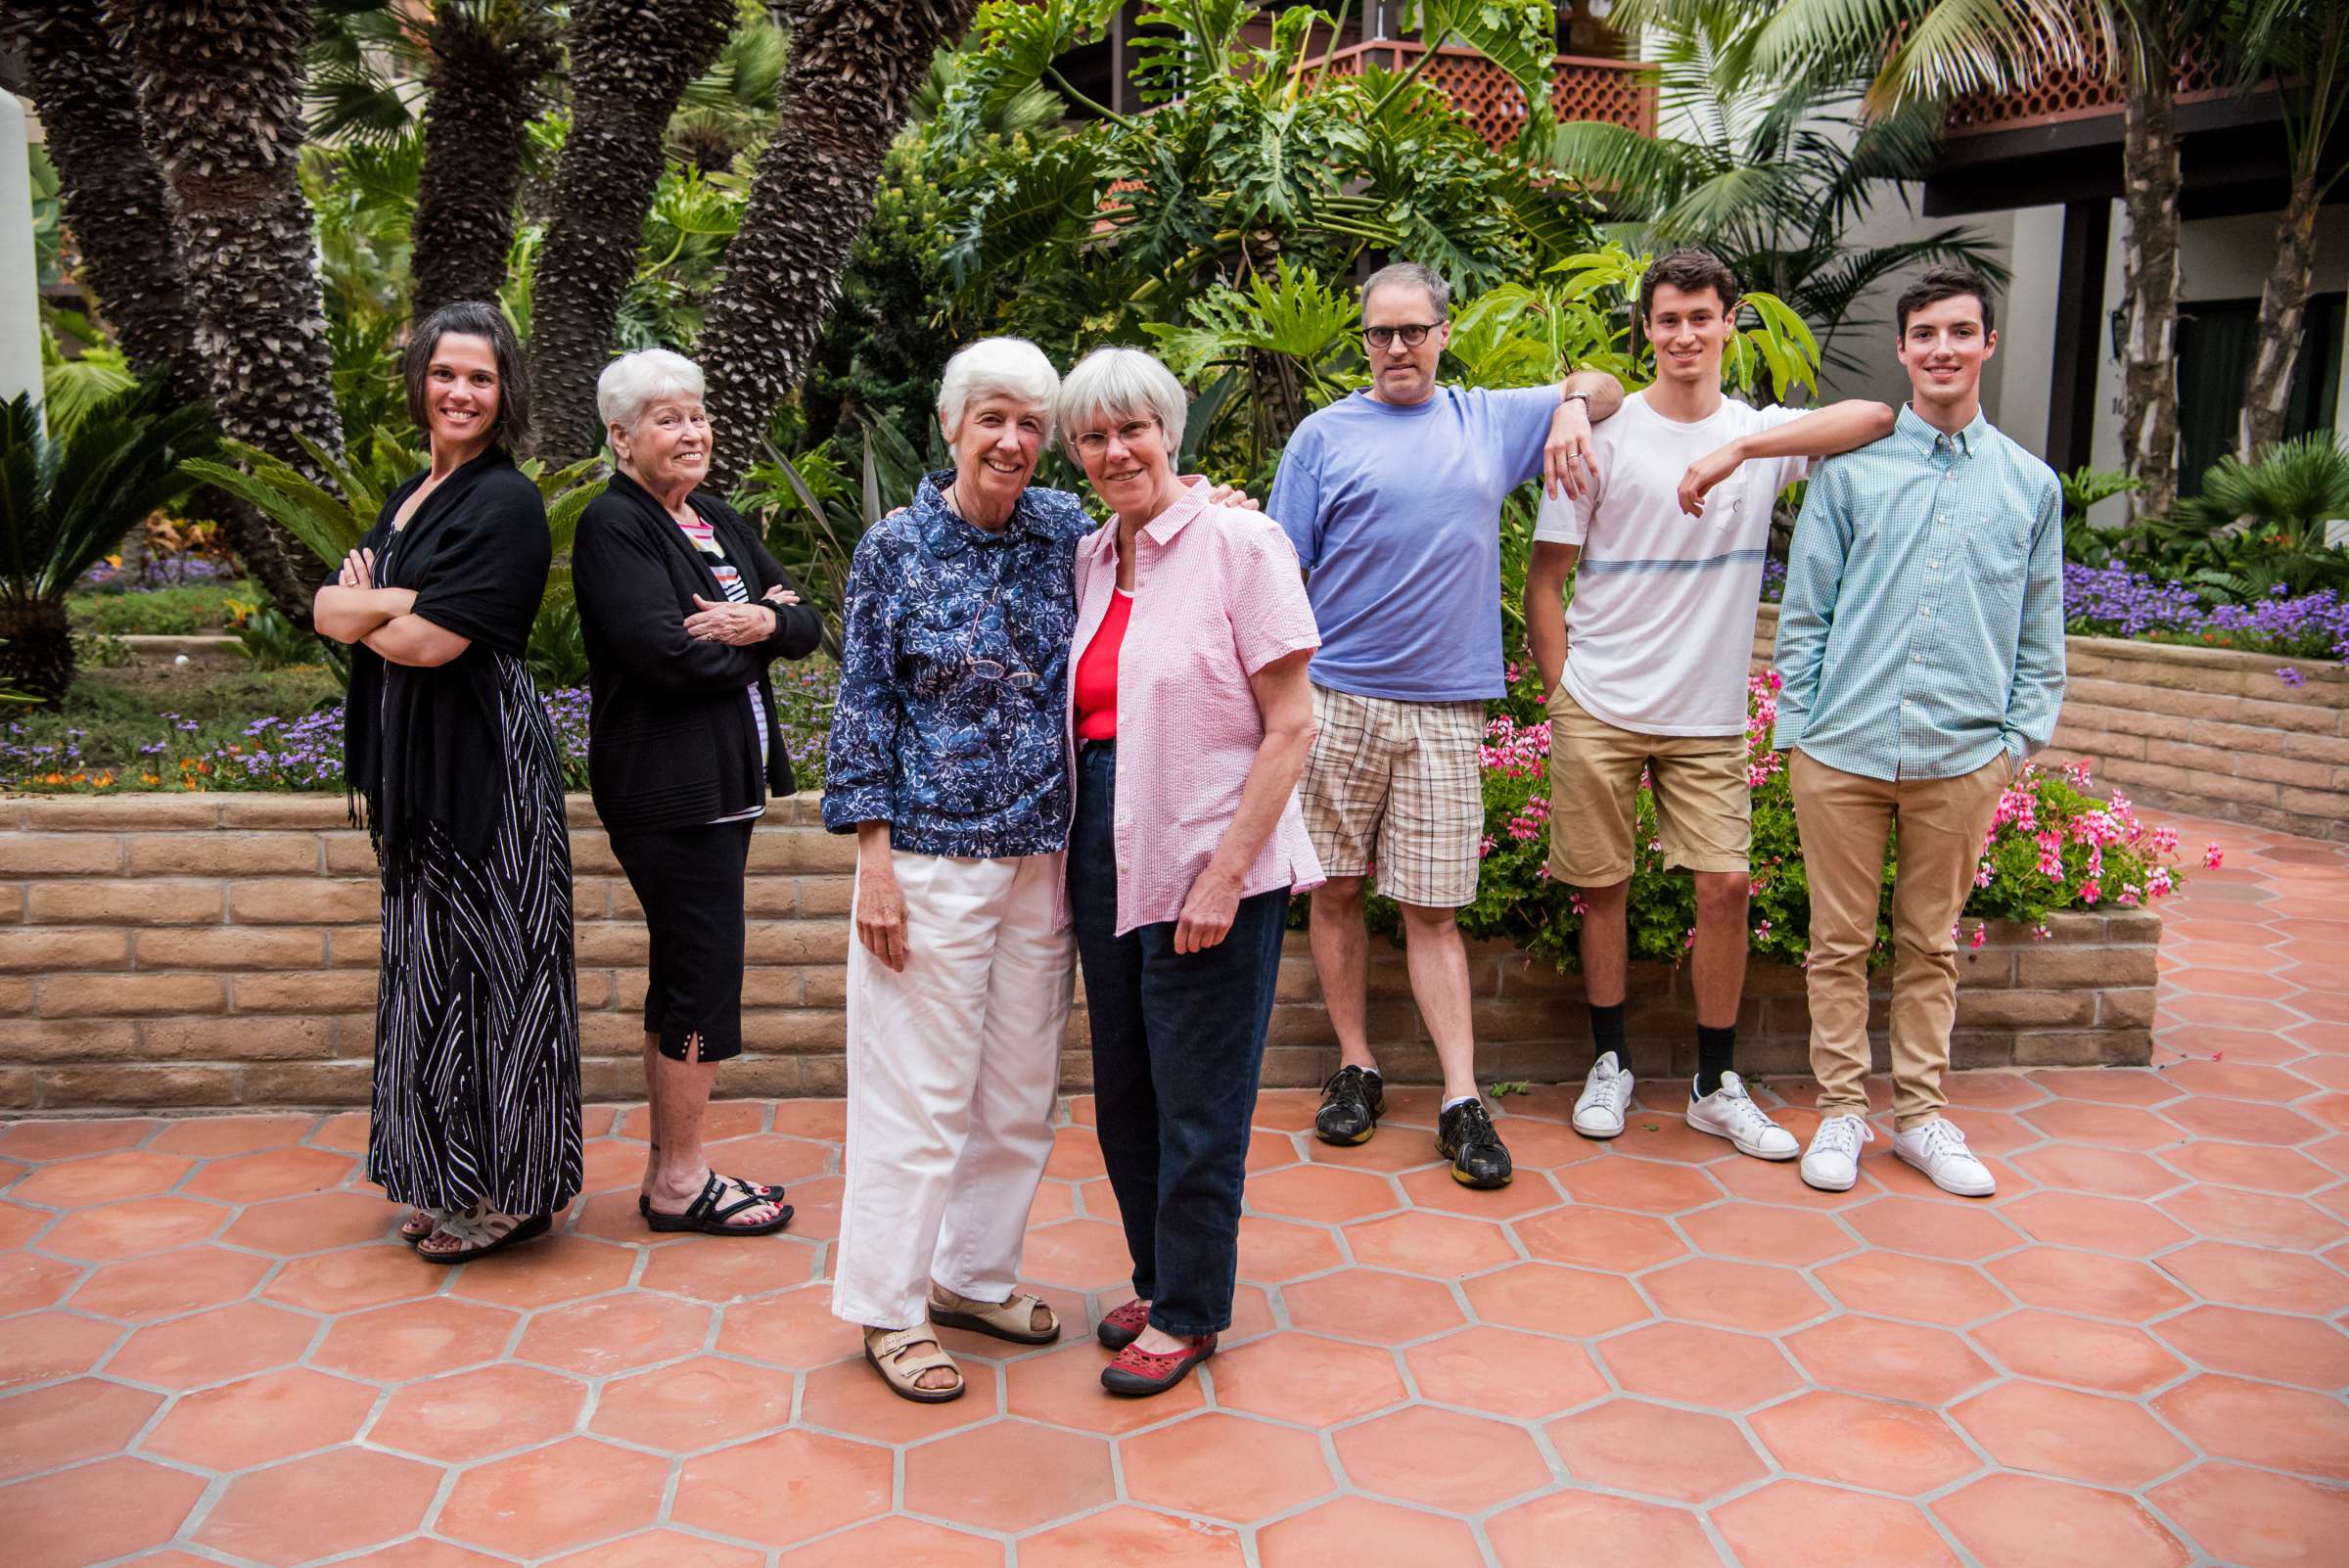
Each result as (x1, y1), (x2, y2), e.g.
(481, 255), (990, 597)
(821, 471), (1090, 856)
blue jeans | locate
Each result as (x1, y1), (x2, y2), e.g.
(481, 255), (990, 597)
(1068, 742), (1289, 1337)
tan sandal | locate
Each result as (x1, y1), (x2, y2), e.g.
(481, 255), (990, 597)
(928, 1284), (1061, 1346)
(864, 1324), (964, 1404)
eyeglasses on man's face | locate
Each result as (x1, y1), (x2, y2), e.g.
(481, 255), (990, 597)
(1071, 418), (1161, 457)
(1363, 322), (1442, 348)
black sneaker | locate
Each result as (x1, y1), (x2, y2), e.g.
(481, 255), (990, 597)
(1313, 1065), (1384, 1146)
(1436, 1099), (1513, 1188)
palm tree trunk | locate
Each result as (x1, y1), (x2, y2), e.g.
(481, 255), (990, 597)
(111, 0), (342, 622)
(2118, 69), (2183, 523)
(1, 1), (198, 401)
(2237, 173), (2321, 458)
(697, 0), (981, 494)
(527, 0), (735, 463)
(410, 6), (560, 320)
(0, 601), (77, 710)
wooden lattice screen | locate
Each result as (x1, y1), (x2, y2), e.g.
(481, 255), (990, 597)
(1944, 30), (2224, 134)
(1318, 41), (1656, 147)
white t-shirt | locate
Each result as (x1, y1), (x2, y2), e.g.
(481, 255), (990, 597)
(1534, 391), (1810, 736)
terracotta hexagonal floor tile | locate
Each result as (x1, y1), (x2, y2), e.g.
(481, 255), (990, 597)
(2160, 1140), (2336, 1193)
(1600, 1320), (1804, 1408)
(447, 1235), (636, 1309)
(1461, 1262), (1646, 1337)
(672, 1429), (892, 1545)
(331, 1540), (521, 1568)
(1642, 1257), (1830, 1333)
(1952, 1380), (2192, 1488)
(1343, 1211), (1516, 1278)
(150, 1114), (316, 1158)
(704, 1133), (840, 1186)
(0, 1377), (162, 1482)
(1018, 1504), (1245, 1568)
(798, 1354), (1000, 1445)
(774, 1518), (1001, 1568)
(1259, 1497), (1480, 1568)
(0, 1312), (120, 1390)
(1020, 1219), (1142, 1289)
(1005, 1339), (1205, 1434)
(1232, 1215), (1342, 1282)
(519, 1291), (711, 1376)
(1945, 1072), (2053, 1111)
(1245, 1164), (1399, 1223)
(617, 1098), (769, 1143)
(1554, 1156), (1724, 1215)
(1750, 1389), (1979, 1495)
(2021, 1100), (2183, 1151)
(0, 1120), (156, 1161)
(1815, 1251), (2008, 1326)
(1396, 1163), (1563, 1218)
(1331, 1404), (1549, 1512)
(41, 1197), (226, 1260)
(1210, 1331), (1405, 1426)
(311, 1296), (518, 1381)
(6, 1454), (207, 1568)
(1970, 1309), (2184, 1395)
(372, 1361), (587, 1460)
(2154, 1372), (2349, 1482)
(2153, 1303), (2349, 1389)
(1026, 1180), (1077, 1224)
(305, 1112), (371, 1155)
(1989, 1246), (2190, 1319)
(1303, 1129), (1449, 1176)
(1715, 1479), (1960, 1568)
(1842, 1195), (2024, 1261)
(713, 1284), (862, 1371)
(770, 1175), (843, 1240)
(1547, 1398), (1767, 1502)
(0, 1252), (78, 1315)
(1936, 1472), (2189, 1568)
(2156, 1239), (2349, 1314)
(437, 1436), (669, 1558)
(2149, 1460), (2349, 1568)
(1123, 1411), (1333, 1523)
(72, 1245), (269, 1322)
(1680, 1202), (1854, 1266)
(2162, 1097), (2323, 1146)
(263, 1244), (438, 1314)
(180, 1147), (354, 1204)
(221, 1190), (401, 1255)
(1512, 1205), (1686, 1270)
(1286, 1267), (1466, 1343)
(0, 1200), (43, 1251)
(142, 1366), (378, 1469)
(1487, 1488), (1719, 1568)
(1999, 1190), (2190, 1256)
(102, 1301), (311, 1391)
(2158, 1185), (2341, 1250)
(1783, 1314), (1997, 1404)
(1402, 1324), (1607, 1418)
(636, 1233), (819, 1304)
(542, 1529), (764, 1568)
(195, 1448), (442, 1568)
(906, 1419), (1116, 1533)
(11, 1151), (193, 1208)
(2009, 1143), (2180, 1199)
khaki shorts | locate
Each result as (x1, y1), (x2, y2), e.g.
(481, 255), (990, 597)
(1299, 685), (1486, 908)
(1546, 682), (1750, 887)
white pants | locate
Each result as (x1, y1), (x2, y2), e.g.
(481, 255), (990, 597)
(832, 849), (1074, 1330)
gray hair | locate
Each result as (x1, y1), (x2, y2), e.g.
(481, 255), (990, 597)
(596, 347), (705, 437)
(937, 337), (1060, 442)
(1361, 260), (1451, 318)
(1057, 346), (1188, 457)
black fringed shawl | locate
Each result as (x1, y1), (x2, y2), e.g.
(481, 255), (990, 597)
(345, 446), (551, 860)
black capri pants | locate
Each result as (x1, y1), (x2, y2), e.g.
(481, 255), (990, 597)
(610, 818), (755, 1063)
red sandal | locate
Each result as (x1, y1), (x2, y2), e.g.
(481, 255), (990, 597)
(1101, 1332), (1216, 1397)
(1095, 1298), (1151, 1351)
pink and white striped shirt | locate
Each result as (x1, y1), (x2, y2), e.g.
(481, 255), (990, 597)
(1060, 480), (1324, 936)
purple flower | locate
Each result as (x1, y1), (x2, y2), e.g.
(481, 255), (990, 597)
(2279, 667), (2305, 687)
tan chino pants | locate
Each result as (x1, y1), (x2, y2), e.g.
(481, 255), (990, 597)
(1789, 749), (2008, 1130)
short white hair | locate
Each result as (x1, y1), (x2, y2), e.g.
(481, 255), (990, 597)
(937, 337), (1059, 441)
(1057, 346), (1188, 457)
(597, 348), (705, 437)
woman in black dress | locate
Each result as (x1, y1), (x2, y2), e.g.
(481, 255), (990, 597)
(314, 300), (581, 1263)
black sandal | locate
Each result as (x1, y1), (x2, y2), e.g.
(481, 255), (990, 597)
(645, 1172), (794, 1236)
(637, 1176), (783, 1219)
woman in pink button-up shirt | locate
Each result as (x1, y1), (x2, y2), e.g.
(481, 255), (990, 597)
(1057, 346), (1325, 1399)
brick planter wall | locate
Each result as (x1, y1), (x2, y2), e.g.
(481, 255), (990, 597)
(0, 794), (2156, 1114)
(1753, 604), (2349, 841)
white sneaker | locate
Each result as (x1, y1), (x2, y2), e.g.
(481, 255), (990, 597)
(1686, 1072), (1798, 1160)
(1573, 1051), (1634, 1138)
(1802, 1114), (1875, 1191)
(1893, 1118), (1997, 1197)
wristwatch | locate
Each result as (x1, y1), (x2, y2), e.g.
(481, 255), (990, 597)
(1561, 390), (1593, 412)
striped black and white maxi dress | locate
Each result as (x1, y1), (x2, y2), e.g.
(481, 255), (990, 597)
(366, 647), (582, 1215)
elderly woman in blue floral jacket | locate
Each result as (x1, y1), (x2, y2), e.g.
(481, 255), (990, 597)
(823, 338), (1085, 1404)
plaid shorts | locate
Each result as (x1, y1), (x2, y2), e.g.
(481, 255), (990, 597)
(1298, 685), (1486, 909)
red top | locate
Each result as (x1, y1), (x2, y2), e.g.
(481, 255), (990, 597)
(1072, 588), (1131, 742)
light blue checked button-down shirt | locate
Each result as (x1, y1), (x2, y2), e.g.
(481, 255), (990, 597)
(1773, 405), (2066, 781)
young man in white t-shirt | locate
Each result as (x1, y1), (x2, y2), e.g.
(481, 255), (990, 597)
(1526, 248), (1895, 1161)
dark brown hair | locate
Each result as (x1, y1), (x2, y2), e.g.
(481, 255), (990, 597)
(1896, 265), (1998, 338)
(402, 300), (532, 455)
(1639, 248), (1739, 320)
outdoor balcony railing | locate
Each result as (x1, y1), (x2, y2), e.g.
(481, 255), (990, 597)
(1313, 38), (1656, 150)
(1943, 29), (2228, 135)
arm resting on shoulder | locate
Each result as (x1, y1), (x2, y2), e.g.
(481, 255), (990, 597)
(1525, 541), (1579, 699)
(1679, 400), (1895, 518)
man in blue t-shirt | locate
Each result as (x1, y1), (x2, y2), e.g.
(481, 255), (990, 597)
(1268, 260), (1623, 1189)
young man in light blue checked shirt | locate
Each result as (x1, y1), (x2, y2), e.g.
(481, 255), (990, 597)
(1773, 265), (2067, 1198)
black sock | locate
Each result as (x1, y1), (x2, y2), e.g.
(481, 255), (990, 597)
(1694, 1025), (1736, 1097)
(1589, 1001), (1627, 1069)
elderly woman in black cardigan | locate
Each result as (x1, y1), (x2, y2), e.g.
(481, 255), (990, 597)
(572, 347), (826, 1237)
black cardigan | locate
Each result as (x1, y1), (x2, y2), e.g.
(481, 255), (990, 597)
(572, 470), (825, 834)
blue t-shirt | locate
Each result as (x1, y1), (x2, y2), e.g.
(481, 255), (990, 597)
(1268, 385), (1556, 701)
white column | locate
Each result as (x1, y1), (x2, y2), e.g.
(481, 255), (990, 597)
(0, 93), (41, 415)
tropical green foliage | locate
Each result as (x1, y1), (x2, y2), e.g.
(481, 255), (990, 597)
(2153, 435), (2349, 597)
